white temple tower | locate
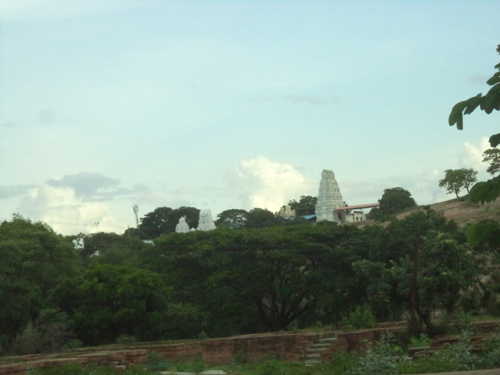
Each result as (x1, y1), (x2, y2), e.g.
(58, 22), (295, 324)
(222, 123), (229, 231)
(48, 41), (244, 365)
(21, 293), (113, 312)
(197, 209), (216, 231)
(315, 170), (345, 222)
(175, 217), (190, 233)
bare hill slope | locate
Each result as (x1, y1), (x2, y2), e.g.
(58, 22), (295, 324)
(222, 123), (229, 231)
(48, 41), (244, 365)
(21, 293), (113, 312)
(396, 197), (500, 227)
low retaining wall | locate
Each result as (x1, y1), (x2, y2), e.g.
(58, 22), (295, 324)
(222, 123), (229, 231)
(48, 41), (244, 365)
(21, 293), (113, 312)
(1, 321), (498, 375)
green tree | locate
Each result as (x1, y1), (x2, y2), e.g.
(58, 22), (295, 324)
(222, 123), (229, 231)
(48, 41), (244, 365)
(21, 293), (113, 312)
(245, 208), (278, 228)
(139, 206), (200, 238)
(449, 44), (500, 135)
(288, 195), (317, 216)
(368, 187), (416, 221)
(466, 219), (500, 257)
(483, 148), (500, 176)
(12, 308), (76, 355)
(146, 223), (364, 333)
(449, 44), (500, 204)
(139, 206), (173, 238)
(216, 209), (248, 228)
(439, 168), (478, 198)
(123, 227), (149, 240)
(0, 215), (83, 342)
(74, 263), (173, 345)
(80, 231), (149, 265)
(357, 211), (480, 334)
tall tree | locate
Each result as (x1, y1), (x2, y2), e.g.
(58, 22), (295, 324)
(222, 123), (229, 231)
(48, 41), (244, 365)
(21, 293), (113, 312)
(74, 263), (173, 345)
(216, 209), (248, 228)
(139, 206), (200, 238)
(139, 207), (173, 238)
(368, 187), (417, 221)
(438, 168), (478, 198)
(449, 44), (500, 136)
(0, 215), (83, 341)
(482, 148), (500, 176)
(379, 187), (417, 214)
(288, 195), (317, 216)
(449, 44), (500, 203)
(356, 211), (480, 334)
(147, 223), (364, 333)
(245, 208), (278, 228)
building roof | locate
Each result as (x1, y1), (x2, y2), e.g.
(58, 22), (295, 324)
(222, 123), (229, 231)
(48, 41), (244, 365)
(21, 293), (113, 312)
(335, 203), (379, 211)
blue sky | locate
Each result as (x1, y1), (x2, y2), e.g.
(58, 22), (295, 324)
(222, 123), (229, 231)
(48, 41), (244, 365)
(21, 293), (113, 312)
(0, 0), (499, 234)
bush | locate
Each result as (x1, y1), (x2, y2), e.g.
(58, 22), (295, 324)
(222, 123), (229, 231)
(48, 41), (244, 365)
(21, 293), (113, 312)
(347, 334), (398, 375)
(444, 311), (475, 334)
(13, 309), (75, 355)
(115, 335), (137, 344)
(147, 352), (204, 373)
(409, 334), (431, 348)
(398, 331), (478, 374)
(147, 352), (170, 372)
(348, 306), (375, 330)
(329, 352), (358, 375)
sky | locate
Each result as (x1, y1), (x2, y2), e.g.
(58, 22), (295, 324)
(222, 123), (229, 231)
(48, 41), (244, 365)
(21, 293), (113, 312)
(0, 0), (499, 235)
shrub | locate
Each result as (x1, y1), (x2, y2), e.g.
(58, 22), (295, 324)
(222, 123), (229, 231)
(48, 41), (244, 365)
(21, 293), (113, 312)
(409, 334), (431, 348)
(348, 306), (375, 330)
(115, 335), (137, 344)
(398, 331), (478, 374)
(347, 334), (398, 375)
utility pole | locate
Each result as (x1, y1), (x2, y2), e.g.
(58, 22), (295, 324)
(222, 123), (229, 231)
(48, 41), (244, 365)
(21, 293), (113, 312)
(133, 205), (139, 228)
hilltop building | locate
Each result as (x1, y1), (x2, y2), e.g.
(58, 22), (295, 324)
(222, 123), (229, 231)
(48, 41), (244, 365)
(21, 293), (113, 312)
(315, 170), (378, 223)
(176, 209), (217, 233)
(198, 209), (217, 231)
(315, 170), (347, 222)
(278, 204), (296, 218)
(175, 217), (190, 233)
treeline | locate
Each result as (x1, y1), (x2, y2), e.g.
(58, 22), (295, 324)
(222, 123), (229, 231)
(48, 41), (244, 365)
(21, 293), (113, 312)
(1, 205), (499, 356)
(126, 199), (317, 239)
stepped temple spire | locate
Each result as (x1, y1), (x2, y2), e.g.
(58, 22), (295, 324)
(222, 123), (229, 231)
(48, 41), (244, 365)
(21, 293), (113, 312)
(315, 170), (345, 222)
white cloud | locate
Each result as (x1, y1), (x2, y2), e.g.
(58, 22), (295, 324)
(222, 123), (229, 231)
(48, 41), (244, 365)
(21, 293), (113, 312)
(16, 184), (117, 234)
(460, 137), (490, 172)
(231, 156), (313, 212)
(3, 172), (154, 235)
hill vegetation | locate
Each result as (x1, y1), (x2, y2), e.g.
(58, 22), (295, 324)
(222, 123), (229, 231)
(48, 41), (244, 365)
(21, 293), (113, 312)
(2, 193), (500, 357)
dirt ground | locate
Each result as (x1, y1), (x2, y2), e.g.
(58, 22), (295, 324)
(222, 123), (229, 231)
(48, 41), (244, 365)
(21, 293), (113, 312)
(398, 198), (500, 227)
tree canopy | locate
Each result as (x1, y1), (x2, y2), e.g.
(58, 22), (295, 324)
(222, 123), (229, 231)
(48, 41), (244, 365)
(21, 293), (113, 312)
(138, 206), (200, 238)
(74, 263), (172, 345)
(482, 148), (500, 176)
(216, 209), (248, 228)
(368, 187), (417, 221)
(288, 195), (317, 216)
(0, 206), (493, 353)
(245, 208), (278, 228)
(379, 187), (417, 214)
(0, 215), (83, 342)
(448, 44), (500, 137)
(449, 44), (500, 204)
(438, 168), (478, 198)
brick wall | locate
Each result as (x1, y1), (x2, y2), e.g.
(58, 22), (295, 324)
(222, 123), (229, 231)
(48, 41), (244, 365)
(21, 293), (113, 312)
(1, 321), (498, 375)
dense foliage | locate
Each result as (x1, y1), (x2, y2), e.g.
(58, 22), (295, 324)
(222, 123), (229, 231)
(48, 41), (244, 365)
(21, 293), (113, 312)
(449, 44), (500, 204)
(367, 187), (417, 221)
(0, 203), (495, 356)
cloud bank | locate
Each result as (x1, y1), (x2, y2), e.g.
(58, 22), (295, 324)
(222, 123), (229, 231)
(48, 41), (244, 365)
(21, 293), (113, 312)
(231, 156), (313, 212)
